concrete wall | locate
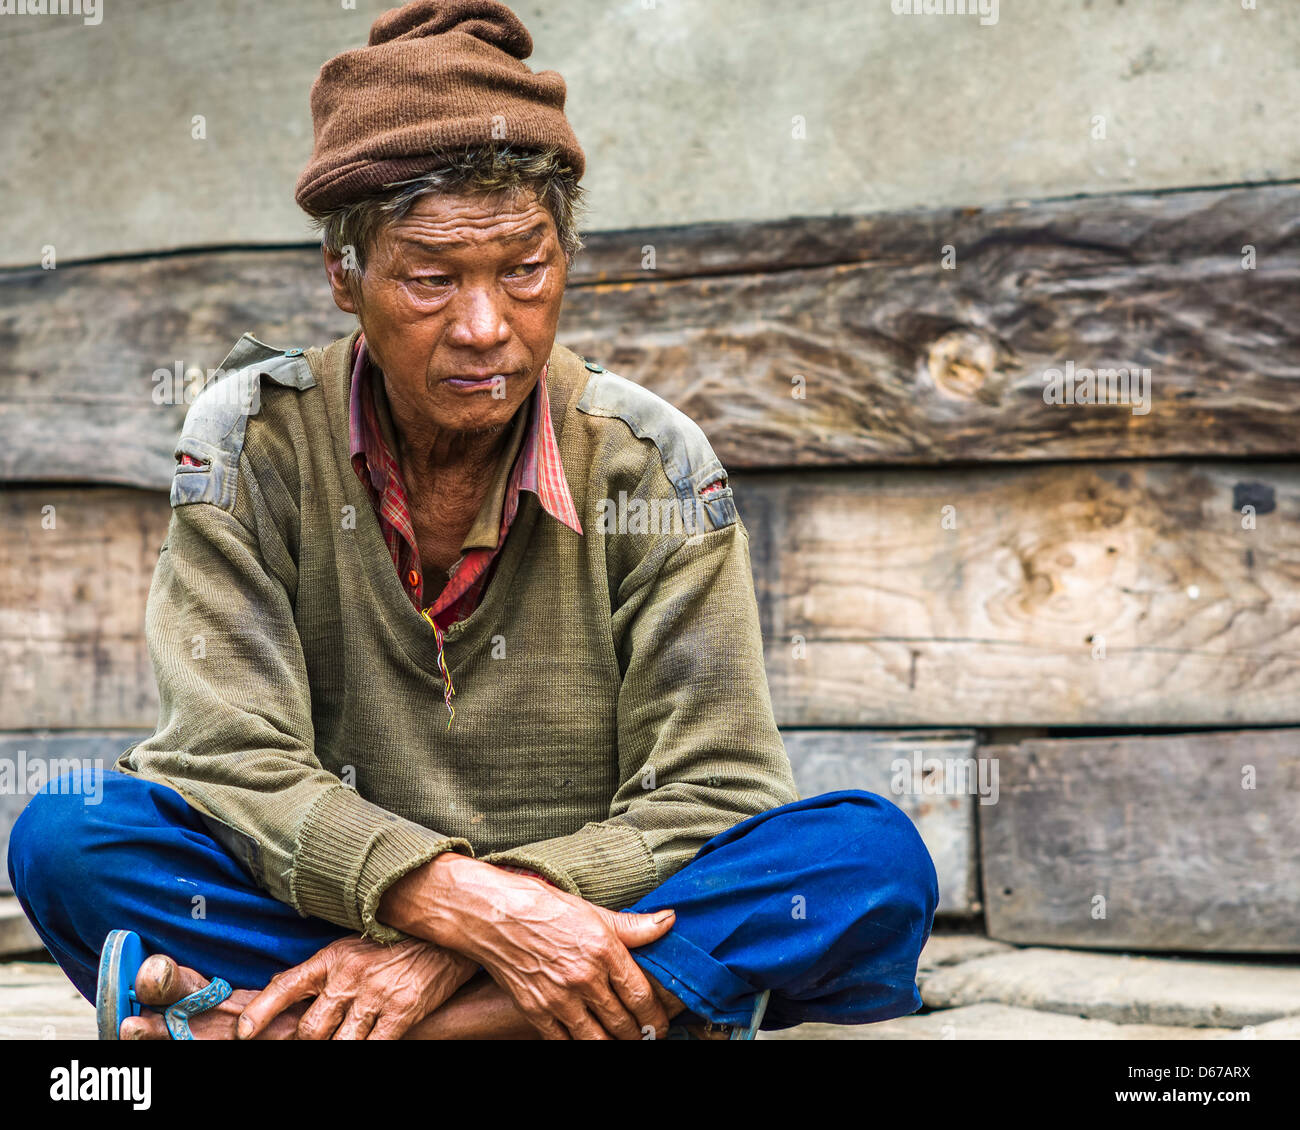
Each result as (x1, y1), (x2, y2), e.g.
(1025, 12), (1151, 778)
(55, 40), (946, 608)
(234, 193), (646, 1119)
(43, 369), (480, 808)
(2, 0), (1298, 266)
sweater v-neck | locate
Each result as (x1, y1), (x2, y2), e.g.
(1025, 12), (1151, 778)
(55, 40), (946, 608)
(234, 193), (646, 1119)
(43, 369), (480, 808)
(313, 329), (547, 679)
(360, 338), (533, 558)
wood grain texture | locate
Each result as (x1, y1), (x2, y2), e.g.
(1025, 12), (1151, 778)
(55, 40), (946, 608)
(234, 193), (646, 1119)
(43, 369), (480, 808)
(781, 729), (979, 915)
(735, 461), (1300, 727)
(979, 730), (1300, 952)
(0, 254), (354, 491)
(568, 185), (1300, 467)
(6, 459), (1300, 730)
(0, 489), (167, 731)
(3, 185), (1298, 488)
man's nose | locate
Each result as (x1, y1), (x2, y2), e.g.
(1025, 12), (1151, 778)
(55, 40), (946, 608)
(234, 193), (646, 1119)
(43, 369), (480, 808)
(445, 287), (510, 349)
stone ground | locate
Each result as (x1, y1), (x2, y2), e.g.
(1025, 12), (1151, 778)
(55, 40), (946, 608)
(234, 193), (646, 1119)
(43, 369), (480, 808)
(1, 898), (1297, 1041)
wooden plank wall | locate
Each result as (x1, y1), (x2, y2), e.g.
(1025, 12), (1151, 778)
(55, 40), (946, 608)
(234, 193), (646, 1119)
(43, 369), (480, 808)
(5, 186), (1300, 489)
(3, 186), (1298, 943)
(980, 730), (1300, 952)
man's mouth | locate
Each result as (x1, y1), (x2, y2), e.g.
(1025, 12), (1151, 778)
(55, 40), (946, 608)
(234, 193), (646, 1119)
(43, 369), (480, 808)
(442, 370), (517, 391)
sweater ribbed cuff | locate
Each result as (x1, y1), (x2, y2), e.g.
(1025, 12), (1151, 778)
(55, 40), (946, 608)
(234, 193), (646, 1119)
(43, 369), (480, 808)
(482, 822), (658, 909)
(292, 785), (474, 943)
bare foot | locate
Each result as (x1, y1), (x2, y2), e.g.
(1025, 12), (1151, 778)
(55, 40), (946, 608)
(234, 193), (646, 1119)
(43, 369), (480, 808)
(118, 955), (306, 1040)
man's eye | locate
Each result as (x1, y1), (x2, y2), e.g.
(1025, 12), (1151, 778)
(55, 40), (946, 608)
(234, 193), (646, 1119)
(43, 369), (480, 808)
(413, 275), (450, 286)
(506, 262), (543, 278)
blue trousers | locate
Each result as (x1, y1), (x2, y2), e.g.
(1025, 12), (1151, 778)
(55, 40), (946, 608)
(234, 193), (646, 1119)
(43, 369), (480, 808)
(7, 770), (937, 1030)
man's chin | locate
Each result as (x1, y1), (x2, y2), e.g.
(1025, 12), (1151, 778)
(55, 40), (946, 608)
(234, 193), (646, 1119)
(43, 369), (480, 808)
(424, 404), (516, 439)
(424, 383), (531, 434)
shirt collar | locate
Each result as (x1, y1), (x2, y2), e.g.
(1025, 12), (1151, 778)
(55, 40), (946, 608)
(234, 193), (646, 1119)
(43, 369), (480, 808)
(459, 389), (533, 550)
(348, 334), (581, 550)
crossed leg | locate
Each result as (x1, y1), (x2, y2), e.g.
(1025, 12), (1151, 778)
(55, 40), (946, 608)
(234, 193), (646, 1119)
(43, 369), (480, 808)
(9, 769), (938, 1039)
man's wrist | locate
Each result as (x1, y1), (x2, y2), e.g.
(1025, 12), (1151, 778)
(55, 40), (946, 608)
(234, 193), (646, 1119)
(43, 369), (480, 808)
(377, 851), (565, 958)
(380, 852), (542, 947)
(378, 851), (476, 945)
(492, 863), (560, 888)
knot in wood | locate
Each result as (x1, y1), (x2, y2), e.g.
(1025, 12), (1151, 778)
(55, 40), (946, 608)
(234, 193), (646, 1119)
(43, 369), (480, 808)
(927, 329), (996, 398)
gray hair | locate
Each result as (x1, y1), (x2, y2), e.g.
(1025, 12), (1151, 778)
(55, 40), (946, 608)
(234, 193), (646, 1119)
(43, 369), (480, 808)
(304, 144), (587, 274)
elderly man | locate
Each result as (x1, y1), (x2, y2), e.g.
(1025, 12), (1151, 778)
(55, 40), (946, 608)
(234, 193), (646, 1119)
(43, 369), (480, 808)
(8, 0), (936, 1041)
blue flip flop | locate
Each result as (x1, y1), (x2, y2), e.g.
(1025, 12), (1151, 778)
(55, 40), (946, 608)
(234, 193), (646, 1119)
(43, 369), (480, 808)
(665, 988), (771, 1040)
(96, 929), (233, 1041)
(730, 988), (771, 1040)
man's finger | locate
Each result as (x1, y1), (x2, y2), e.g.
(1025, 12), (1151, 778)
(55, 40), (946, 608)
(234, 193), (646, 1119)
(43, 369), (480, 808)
(524, 1008), (570, 1041)
(238, 959), (326, 1040)
(606, 947), (670, 1037)
(599, 907), (676, 950)
(333, 1003), (380, 1041)
(587, 978), (643, 1041)
(558, 1003), (613, 1041)
(367, 1009), (417, 1041)
(296, 991), (348, 1041)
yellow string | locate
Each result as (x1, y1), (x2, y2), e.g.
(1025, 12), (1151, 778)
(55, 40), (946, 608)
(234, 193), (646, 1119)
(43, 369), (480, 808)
(420, 608), (456, 729)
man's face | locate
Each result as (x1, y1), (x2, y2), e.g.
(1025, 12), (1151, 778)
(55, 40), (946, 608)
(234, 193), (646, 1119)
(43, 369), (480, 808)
(325, 188), (567, 436)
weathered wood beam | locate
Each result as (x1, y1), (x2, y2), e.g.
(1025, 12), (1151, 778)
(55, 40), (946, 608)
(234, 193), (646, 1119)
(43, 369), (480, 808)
(979, 729), (1300, 952)
(0, 488), (166, 731)
(5, 458), (1299, 730)
(568, 181), (1300, 282)
(737, 460), (1300, 727)
(3, 184), (1297, 488)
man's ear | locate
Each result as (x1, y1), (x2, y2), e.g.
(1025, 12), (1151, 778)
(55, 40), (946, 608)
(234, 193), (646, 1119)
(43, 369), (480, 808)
(322, 244), (360, 315)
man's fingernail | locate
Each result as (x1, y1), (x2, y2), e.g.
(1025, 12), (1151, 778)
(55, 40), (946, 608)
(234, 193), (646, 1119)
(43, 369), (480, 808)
(236, 1016), (253, 1039)
(654, 910), (675, 923)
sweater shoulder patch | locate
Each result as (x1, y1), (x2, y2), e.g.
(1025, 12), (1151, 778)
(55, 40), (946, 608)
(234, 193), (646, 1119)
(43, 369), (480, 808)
(170, 333), (316, 511)
(575, 366), (736, 535)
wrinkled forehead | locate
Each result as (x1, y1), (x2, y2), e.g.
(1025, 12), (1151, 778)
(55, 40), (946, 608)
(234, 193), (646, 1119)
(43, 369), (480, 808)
(377, 188), (557, 256)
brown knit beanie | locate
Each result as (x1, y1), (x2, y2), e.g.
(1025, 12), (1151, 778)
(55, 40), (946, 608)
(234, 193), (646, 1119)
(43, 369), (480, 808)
(295, 0), (585, 213)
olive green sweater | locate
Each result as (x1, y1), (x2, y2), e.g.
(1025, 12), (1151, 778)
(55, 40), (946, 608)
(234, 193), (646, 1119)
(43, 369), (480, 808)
(118, 329), (797, 943)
